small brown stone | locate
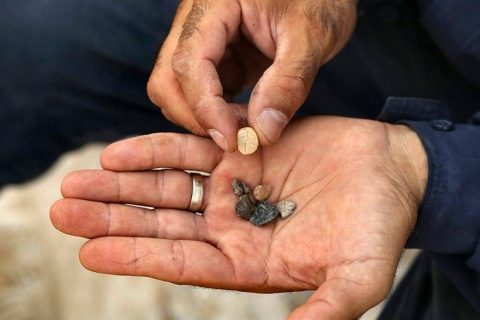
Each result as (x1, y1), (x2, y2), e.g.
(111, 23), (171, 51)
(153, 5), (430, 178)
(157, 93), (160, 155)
(235, 194), (255, 220)
(253, 184), (273, 201)
(277, 200), (296, 219)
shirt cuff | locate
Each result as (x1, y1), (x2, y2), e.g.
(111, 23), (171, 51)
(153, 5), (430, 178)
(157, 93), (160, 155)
(377, 97), (480, 259)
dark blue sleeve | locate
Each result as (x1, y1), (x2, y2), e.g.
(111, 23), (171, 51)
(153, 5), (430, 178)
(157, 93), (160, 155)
(420, 0), (480, 88)
(379, 97), (480, 258)
(403, 120), (480, 259)
(378, 97), (480, 310)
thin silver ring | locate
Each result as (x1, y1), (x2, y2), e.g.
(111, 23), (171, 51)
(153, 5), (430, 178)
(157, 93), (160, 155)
(188, 174), (204, 212)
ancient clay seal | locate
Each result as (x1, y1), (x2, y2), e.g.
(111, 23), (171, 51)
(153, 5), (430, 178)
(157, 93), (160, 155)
(237, 127), (259, 155)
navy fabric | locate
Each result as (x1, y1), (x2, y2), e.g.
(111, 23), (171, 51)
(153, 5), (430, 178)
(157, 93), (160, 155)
(373, 1), (480, 318)
(1, 0), (480, 318)
(419, 0), (480, 88)
(0, 0), (182, 185)
(375, 96), (480, 319)
(380, 253), (479, 319)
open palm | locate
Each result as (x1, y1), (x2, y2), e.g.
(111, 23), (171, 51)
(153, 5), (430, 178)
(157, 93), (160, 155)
(51, 116), (426, 319)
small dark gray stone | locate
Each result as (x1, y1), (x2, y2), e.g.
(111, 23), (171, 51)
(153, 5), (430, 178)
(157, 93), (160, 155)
(232, 178), (250, 196)
(235, 194), (255, 220)
(232, 179), (245, 196)
(240, 182), (250, 194)
(249, 202), (279, 226)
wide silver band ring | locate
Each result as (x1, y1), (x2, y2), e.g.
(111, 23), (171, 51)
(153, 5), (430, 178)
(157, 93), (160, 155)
(188, 174), (204, 212)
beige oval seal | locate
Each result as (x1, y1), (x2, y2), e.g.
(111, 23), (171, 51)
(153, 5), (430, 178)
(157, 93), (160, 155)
(237, 127), (259, 155)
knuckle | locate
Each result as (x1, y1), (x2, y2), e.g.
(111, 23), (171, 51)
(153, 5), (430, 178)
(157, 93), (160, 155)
(303, 0), (354, 43)
(170, 240), (186, 282)
(146, 78), (161, 104)
(177, 134), (190, 167)
(191, 100), (208, 115)
(277, 73), (310, 105)
(129, 238), (140, 274)
(190, 98), (212, 120)
(171, 48), (192, 77)
(159, 107), (174, 123)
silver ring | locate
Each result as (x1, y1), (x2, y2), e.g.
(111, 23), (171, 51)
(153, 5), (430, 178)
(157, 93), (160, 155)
(188, 174), (204, 212)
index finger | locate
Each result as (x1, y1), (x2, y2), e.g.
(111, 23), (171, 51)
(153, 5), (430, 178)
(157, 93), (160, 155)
(147, 0), (206, 136)
(101, 133), (223, 172)
(171, 0), (242, 152)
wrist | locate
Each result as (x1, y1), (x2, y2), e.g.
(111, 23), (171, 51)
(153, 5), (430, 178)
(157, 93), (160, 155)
(385, 124), (428, 223)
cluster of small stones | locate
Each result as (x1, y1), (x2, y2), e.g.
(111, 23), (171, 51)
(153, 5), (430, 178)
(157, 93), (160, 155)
(232, 178), (296, 226)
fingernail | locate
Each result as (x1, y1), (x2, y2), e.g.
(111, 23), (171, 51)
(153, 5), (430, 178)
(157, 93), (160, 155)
(256, 108), (288, 142)
(208, 129), (228, 151)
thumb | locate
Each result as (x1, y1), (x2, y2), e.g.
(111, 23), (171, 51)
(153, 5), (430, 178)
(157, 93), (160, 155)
(248, 28), (324, 145)
(288, 277), (388, 320)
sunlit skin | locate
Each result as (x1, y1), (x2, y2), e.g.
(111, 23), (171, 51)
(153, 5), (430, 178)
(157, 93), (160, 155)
(51, 116), (427, 319)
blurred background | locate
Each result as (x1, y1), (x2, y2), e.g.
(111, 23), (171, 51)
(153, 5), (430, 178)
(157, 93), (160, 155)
(0, 143), (418, 320)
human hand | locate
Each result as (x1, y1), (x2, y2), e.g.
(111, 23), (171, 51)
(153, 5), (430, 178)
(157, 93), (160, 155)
(51, 116), (427, 319)
(148, 0), (357, 151)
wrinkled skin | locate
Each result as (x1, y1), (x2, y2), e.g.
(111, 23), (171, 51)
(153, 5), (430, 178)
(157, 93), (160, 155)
(148, 0), (357, 150)
(51, 116), (427, 319)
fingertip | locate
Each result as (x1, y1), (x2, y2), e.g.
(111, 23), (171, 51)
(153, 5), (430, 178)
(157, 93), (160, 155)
(80, 238), (137, 275)
(252, 108), (288, 145)
(208, 129), (229, 152)
(79, 239), (97, 271)
(61, 171), (83, 198)
(49, 199), (65, 230)
(79, 238), (113, 273)
(100, 138), (141, 171)
(146, 73), (161, 106)
(200, 116), (238, 153)
(100, 142), (120, 170)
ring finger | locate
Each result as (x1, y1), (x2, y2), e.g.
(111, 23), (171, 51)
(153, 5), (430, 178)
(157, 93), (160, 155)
(61, 169), (210, 212)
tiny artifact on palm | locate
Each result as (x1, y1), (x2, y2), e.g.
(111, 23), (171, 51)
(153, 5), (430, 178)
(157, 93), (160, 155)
(237, 127), (259, 155)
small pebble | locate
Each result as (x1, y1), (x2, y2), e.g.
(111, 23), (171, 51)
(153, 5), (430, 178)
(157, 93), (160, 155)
(277, 200), (296, 219)
(253, 184), (273, 201)
(237, 127), (259, 155)
(235, 194), (255, 220)
(249, 201), (279, 226)
(232, 178), (250, 196)
(232, 178), (245, 196)
(241, 182), (250, 194)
